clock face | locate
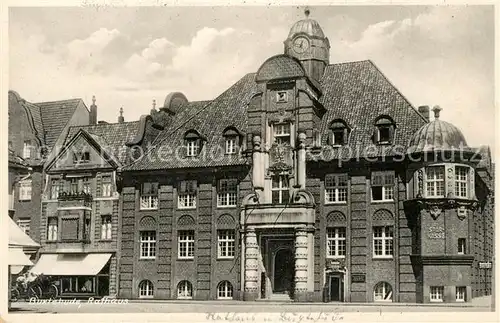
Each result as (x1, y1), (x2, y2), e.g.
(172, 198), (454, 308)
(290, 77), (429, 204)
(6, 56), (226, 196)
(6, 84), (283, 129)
(293, 37), (309, 54)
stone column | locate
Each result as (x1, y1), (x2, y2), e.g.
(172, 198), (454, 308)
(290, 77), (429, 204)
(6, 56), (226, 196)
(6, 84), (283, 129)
(243, 228), (259, 300)
(252, 135), (263, 190)
(296, 132), (306, 189)
(294, 228), (309, 301)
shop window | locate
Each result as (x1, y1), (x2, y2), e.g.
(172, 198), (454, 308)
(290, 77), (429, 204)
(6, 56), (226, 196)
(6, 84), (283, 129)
(455, 166), (469, 198)
(374, 282), (393, 302)
(456, 286), (466, 302)
(61, 276), (94, 293)
(140, 182), (158, 210)
(177, 280), (193, 299)
(371, 172), (394, 201)
(327, 227), (346, 258)
(217, 281), (234, 299)
(373, 226), (393, 258)
(217, 179), (237, 207)
(140, 231), (156, 259)
(18, 180), (32, 201)
(217, 230), (235, 259)
(47, 217), (58, 241)
(178, 230), (195, 259)
(325, 174), (348, 203)
(458, 238), (466, 254)
(178, 180), (197, 209)
(272, 174), (289, 204)
(430, 286), (444, 302)
(138, 280), (154, 298)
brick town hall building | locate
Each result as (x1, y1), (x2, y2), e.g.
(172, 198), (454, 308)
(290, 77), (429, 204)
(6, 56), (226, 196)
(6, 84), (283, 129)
(16, 11), (493, 303)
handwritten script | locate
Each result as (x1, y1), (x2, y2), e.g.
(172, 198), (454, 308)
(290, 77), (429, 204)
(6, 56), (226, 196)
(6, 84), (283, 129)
(206, 312), (343, 323)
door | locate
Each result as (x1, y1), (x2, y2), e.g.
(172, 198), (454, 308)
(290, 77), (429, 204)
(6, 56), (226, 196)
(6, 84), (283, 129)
(273, 248), (294, 293)
(329, 274), (344, 302)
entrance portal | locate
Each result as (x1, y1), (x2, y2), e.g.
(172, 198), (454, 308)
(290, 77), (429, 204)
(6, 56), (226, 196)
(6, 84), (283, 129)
(327, 273), (344, 302)
(273, 248), (294, 294)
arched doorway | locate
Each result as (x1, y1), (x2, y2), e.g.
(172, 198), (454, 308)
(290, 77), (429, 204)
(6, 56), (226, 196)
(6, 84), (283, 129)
(273, 248), (294, 294)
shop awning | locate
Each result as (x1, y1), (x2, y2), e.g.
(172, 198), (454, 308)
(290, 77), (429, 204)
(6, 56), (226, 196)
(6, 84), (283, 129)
(30, 253), (112, 276)
(9, 247), (34, 266)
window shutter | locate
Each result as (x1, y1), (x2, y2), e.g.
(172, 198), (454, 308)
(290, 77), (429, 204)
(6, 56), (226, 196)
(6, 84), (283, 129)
(388, 126), (394, 143)
(328, 131), (334, 145)
(179, 181), (187, 193)
(374, 127), (380, 143)
(343, 128), (348, 144)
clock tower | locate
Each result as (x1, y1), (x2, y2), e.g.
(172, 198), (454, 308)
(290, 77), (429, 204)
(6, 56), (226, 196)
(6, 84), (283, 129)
(284, 8), (330, 83)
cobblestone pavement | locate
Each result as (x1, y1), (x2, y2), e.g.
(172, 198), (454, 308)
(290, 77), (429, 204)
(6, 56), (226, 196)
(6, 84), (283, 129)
(7, 296), (494, 314)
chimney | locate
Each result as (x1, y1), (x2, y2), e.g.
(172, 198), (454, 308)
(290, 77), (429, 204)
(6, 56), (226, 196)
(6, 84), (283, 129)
(89, 95), (97, 125)
(418, 105), (430, 122)
(118, 107), (124, 123)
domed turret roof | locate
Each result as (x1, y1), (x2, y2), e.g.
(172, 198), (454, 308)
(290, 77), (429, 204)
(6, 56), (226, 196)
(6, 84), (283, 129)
(407, 106), (468, 154)
(288, 8), (325, 39)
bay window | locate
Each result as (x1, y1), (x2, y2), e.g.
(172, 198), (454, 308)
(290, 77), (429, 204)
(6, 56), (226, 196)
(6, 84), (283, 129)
(455, 166), (468, 198)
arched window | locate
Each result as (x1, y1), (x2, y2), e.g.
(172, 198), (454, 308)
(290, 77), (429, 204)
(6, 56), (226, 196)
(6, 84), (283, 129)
(138, 280), (154, 298)
(217, 281), (234, 299)
(374, 116), (396, 144)
(177, 280), (193, 299)
(374, 282), (393, 302)
(328, 119), (350, 146)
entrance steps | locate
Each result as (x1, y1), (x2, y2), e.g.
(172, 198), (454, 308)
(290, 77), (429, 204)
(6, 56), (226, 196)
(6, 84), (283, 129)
(256, 293), (292, 302)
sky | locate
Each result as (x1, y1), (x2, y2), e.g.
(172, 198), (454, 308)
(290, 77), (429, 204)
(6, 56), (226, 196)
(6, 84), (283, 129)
(8, 5), (495, 151)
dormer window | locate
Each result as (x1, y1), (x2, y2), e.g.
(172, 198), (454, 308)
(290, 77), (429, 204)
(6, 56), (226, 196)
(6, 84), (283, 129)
(23, 140), (34, 159)
(374, 116), (395, 144)
(329, 120), (350, 146)
(273, 123), (291, 145)
(223, 127), (242, 155)
(184, 130), (204, 157)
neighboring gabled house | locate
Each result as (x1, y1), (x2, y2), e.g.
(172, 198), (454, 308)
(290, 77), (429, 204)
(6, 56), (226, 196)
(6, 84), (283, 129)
(31, 114), (164, 298)
(8, 91), (91, 243)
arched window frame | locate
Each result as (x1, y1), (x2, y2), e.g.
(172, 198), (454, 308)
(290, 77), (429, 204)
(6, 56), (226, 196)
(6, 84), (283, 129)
(138, 280), (154, 298)
(373, 281), (393, 302)
(177, 280), (193, 299)
(217, 281), (234, 299)
(328, 119), (351, 146)
(373, 116), (396, 145)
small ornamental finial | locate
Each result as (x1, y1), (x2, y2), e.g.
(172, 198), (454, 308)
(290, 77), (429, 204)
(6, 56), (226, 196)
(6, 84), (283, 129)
(120, 107), (123, 116)
(432, 105), (442, 119)
(152, 99), (156, 110)
(92, 95), (96, 105)
(304, 7), (310, 18)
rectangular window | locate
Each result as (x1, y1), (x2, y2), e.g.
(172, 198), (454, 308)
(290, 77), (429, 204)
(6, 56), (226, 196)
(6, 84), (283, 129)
(69, 178), (79, 194)
(426, 166), (445, 197)
(332, 129), (345, 146)
(373, 226), (394, 257)
(378, 126), (391, 143)
(140, 182), (159, 210)
(217, 179), (237, 207)
(225, 137), (237, 154)
(19, 180), (32, 201)
(101, 215), (112, 240)
(186, 139), (199, 157)
(140, 231), (156, 259)
(272, 174), (290, 204)
(456, 286), (466, 302)
(458, 238), (466, 254)
(325, 174), (348, 203)
(327, 227), (346, 258)
(274, 123), (291, 145)
(47, 217), (58, 241)
(430, 286), (444, 302)
(178, 180), (197, 209)
(17, 219), (30, 236)
(61, 218), (79, 241)
(371, 172), (394, 201)
(82, 177), (91, 194)
(50, 179), (62, 199)
(455, 166), (468, 198)
(101, 175), (112, 197)
(73, 151), (90, 164)
(178, 230), (195, 259)
(23, 140), (32, 159)
(218, 230), (235, 258)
